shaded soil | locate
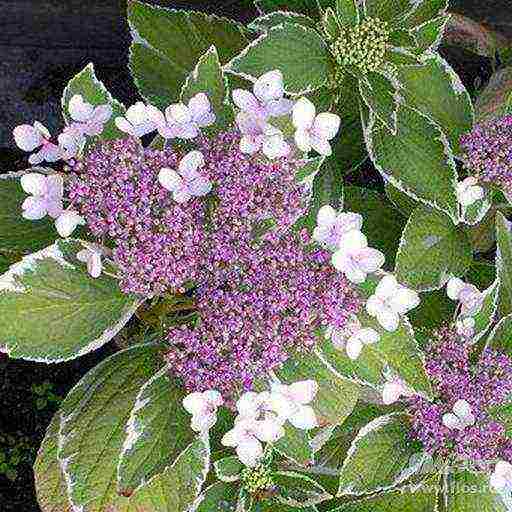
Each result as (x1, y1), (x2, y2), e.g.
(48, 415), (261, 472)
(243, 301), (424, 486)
(0, 1), (510, 511)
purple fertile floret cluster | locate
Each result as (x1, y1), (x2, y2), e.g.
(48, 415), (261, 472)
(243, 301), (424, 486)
(460, 114), (512, 197)
(68, 131), (362, 398)
(409, 327), (512, 466)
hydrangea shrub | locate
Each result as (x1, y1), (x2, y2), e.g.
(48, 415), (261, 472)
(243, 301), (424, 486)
(2, 0), (512, 511)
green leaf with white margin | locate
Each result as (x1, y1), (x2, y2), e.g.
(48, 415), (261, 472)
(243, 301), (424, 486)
(193, 481), (240, 512)
(255, 0), (332, 17)
(364, 103), (459, 223)
(34, 414), (71, 512)
(488, 401), (512, 438)
(62, 63), (126, 144)
(363, 0), (417, 24)
(0, 171), (56, 254)
(249, 11), (317, 31)
(295, 157), (325, 188)
(397, 54), (474, 154)
(337, 413), (426, 497)
(411, 15), (450, 54)
(0, 239), (143, 362)
(57, 344), (164, 511)
(358, 72), (400, 134)
(395, 206), (472, 291)
(128, 1), (248, 108)
(329, 479), (438, 511)
(496, 212), (512, 316)
(274, 471), (332, 507)
(227, 23), (333, 96)
(125, 435), (210, 512)
(443, 470), (508, 512)
(275, 351), (360, 426)
(404, 0), (448, 28)
(275, 423), (314, 466)
(470, 278), (500, 344)
(117, 367), (195, 494)
(214, 456), (244, 482)
(461, 188), (492, 226)
(486, 314), (512, 354)
(336, 0), (359, 26)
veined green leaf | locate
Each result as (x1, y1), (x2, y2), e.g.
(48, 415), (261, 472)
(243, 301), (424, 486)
(404, 0), (448, 28)
(249, 11), (317, 31)
(274, 471), (332, 506)
(336, 0), (359, 26)
(363, 0), (417, 24)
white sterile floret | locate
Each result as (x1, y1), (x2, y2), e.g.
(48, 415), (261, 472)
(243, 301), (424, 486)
(54, 210), (85, 238)
(115, 101), (157, 137)
(76, 243), (104, 278)
(20, 173), (63, 220)
(382, 377), (414, 405)
(232, 70), (293, 121)
(268, 380), (319, 430)
(292, 97), (341, 156)
(328, 316), (380, 360)
(446, 277), (484, 317)
(491, 461), (512, 491)
(442, 399), (476, 430)
(158, 150), (212, 203)
(149, 93), (215, 140)
(183, 389), (224, 433)
(366, 275), (420, 332)
(57, 126), (83, 160)
(67, 94), (112, 136)
(331, 230), (385, 284)
(13, 122), (62, 165)
(456, 177), (485, 207)
(456, 317), (475, 339)
(313, 205), (363, 250)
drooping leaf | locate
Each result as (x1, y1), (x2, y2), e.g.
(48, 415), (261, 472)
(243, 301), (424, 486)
(57, 344), (164, 511)
(395, 206), (472, 291)
(365, 104), (459, 223)
(274, 471), (331, 507)
(227, 23), (332, 95)
(496, 212), (512, 316)
(62, 63), (126, 144)
(0, 171), (56, 254)
(276, 351), (360, 426)
(397, 53), (474, 154)
(34, 414), (71, 512)
(0, 239), (142, 362)
(337, 413), (426, 496)
(117, 368), (194, 494)
(128, 1), (248, 108)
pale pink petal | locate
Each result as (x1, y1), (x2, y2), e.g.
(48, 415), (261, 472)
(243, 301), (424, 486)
(288, 380), (318, 405)
(20, 173), (47, 196)
(376, 306), (400, 332)
(359, 328), (380, 345)
(382, 382), (402, 405)
(289, 405), (318, 430)
(13, 125), (44, 152)
(446, 277), (465, 300)
(158, 168), (182, 192)
(183, 392), (207, 416)
(236, 438), (263, 467)
(240, 135), (261, 154)
(255, 419), (285, 443)
(346, 336), (363, 360)
(452, 399), (472, 419)
(316, 205), (337, 228)
(313, 113), (341, 141)
(310, 134), (332, 157)
(179, 151), (204, 176)
(168, 104), (192, 124)
(188, 93), (211, 117)
(294, 128), (312, 153)
(54, 211), (85, 238)
(76, 249), (90, 263)
(389, 288), (420, 315)
(115, 117), (135, 135)
(265, 98), (294, 117)
(92, 104), (113, 124)
(45, 199), (64, 219)
(232, 89), (261, 116)
(126, 102), (149, 125)
(188, 176), (212, 197)
(68, 95), (94, 122)
(22, 196), (48, 220)
(262, 132), (290, 159)
(292, 98), (316, 130)
(442, 413), (461, 430)
(357, 248), (385, 273)
(87, 252), (103, 278)
(254, 70), (284, 103)
(375, 275), (399, 300)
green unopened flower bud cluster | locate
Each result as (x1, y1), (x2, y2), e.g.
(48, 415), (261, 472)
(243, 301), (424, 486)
(332, 17), (390, 75)
(240, 463), (275, 494)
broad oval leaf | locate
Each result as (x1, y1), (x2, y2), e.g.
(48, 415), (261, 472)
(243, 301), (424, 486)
(275, 423), (315, 466)
(363, 0), (417, 24)
(193, 481), (240, 512)
(227, 23), (332, 96)
(0, 239), (142, 362)
(117, 367), (195, 494)
(128, 1), (248, 108)
(337, 413), (426, 496)
(57, 344), (164, 511)
(395, 206), (472, 291)
(274, 471), (332, 507)
(364, 104), (459, 223)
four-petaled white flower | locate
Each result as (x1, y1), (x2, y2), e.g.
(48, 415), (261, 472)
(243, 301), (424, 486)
(232, 70), (293, 121)
(457, 177), (485, 207)
(236, 112), (290, 159)
(442, 399), (476, 430)
(366, 275), (420, 332)
(313, 205), (363, 250)
(446, 277), (484, 317)
(183, 390), (224, 433)
(491, 461), (512, 491)
(292, 97), (341, 156)
(115, 102), (157, 137)
(54, 210), (85, 238)
(222, 416), (284, 467)
(158, 150), (212, 203)
(20, 173), (64, 220)
(332, 230), (385, 284)
(13, 122), (62, 165)
(149, 93), (215, 140)
(329, 317), (380, 360)
(269, 380), (319, 430)
(382, 377), (414, 405)
(456, 317), (475, 339)
(67, 94), (112, 137)
(76, 244), (104, 278)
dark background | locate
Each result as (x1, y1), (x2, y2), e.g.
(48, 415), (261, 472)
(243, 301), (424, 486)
(0, 1), (511, 510)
